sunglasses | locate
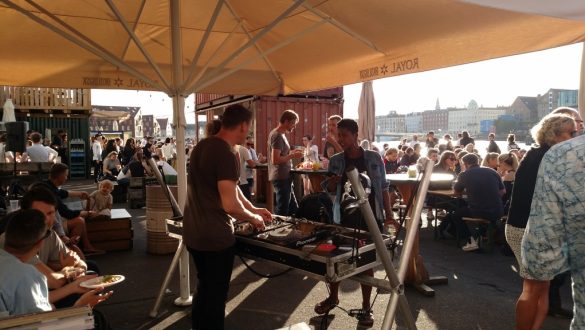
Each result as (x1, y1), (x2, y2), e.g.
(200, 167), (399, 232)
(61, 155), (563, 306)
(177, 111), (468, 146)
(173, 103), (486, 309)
(34, 229), (51, 245)
(448, 157), (457, 161)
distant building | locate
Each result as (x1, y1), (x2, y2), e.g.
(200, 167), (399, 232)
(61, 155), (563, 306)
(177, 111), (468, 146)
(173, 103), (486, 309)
(422, 109), (449, 133)
(89, 105), (140, 136)
(508, 96), (537, 129)
(447, 107), (471, 135)
(141, 114), (160, 138)
(156, 118), (169, 137)
(375, 111), (406, 133)
(536, 89), (578, 119)
(405, 112), (423, 133)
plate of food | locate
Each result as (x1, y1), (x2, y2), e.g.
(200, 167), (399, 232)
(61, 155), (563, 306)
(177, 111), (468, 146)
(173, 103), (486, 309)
(80, 275), (125, 288)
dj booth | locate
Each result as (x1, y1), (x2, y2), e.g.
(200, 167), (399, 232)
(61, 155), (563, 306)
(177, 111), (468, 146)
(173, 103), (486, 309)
(234, 216), (391, 282)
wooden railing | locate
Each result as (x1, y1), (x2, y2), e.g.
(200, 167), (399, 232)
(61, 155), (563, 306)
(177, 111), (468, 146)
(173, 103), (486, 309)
(0, 86), (91, 111)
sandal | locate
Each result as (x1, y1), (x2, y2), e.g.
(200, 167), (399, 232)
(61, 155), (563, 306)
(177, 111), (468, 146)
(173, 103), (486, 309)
(357, 310), (374, 328)
(314, 297), (339, 315)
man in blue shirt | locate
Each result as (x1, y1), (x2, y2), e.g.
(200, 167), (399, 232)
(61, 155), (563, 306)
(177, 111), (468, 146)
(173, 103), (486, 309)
(453, 153), (505, 252)
(0, 209), (53, 316)
(0, 209), (112, 317)
(314, 119), (397, 327)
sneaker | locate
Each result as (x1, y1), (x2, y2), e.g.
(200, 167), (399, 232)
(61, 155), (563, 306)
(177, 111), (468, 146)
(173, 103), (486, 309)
(462, 237), (479, 252)
(357, 310), (374, 328)
(437, 210), (447, 218)
(426, 211), (435, 220)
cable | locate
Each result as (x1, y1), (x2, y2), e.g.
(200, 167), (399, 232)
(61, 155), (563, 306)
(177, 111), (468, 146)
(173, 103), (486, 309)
(237, 255), (293, 278)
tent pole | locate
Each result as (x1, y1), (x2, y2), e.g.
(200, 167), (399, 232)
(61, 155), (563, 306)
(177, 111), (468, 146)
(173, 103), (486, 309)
(190, 19), (326, 94)
(170, 0), (192, 307)
(181, 0), (225, 91)
(105, 0), (172, 91)
(577, 42), (585, 121)
(346, 169), (417, 330)
(186, 0), (306, 91)
(8, 0), (164, 92)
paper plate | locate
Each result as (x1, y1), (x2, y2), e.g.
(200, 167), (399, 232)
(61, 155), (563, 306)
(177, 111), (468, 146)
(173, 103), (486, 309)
(80, 275), (125, 289)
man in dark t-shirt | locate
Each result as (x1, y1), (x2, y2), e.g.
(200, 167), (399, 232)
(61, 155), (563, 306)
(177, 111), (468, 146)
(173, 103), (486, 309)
(453, 153), (505, 252)
(183, 104), (271, 330)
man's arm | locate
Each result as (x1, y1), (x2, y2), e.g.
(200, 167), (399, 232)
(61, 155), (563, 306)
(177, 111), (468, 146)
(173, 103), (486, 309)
(271, 148), (301, 165)
(34, 262), (67, 289)
(236, 186), (272, 222)
(218, 180), (265, 229)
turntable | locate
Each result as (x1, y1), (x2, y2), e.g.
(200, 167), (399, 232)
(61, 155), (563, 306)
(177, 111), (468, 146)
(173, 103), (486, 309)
(234, 216), (391, 282)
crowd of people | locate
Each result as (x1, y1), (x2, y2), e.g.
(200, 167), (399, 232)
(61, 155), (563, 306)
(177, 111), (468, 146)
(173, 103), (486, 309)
(2, 103), (585, 329)
(91, 134), (180, 184)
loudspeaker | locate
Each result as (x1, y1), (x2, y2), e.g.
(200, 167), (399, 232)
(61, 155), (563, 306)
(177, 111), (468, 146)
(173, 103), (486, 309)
(5, 121), (29, 153)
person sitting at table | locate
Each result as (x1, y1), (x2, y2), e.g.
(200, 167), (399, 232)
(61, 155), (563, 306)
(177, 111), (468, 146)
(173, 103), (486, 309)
(454, 150), (468, 174)
(452, 153), (505, 252)
(22, 132), (58, 163)
(506, 113), (577, 329)
(0, 187), (92, 295)
(481, 152), (499, 170)
(102, 151), (121, 181)
(399, 147), (415, 166)
(315, 118), (397, 327)
(383, 147), (400, 174)
(434, 151), (457, 175)
(41, 164), (103, 255)
(416, 148), (438, 172)
(411, 143), (421, 163)
(497, 152), (518, 212)
(0, 209), (112, 318)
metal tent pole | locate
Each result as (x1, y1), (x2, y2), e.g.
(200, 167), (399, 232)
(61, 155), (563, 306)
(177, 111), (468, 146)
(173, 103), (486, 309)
(345, 168), (417, 330)
(169, 0), (192, 308)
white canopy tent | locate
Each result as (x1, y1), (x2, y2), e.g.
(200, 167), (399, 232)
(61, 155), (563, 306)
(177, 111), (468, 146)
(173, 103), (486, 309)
(2, 1), (585, 327)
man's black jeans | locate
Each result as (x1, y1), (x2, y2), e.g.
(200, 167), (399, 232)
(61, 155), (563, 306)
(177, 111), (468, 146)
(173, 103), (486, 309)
(187, 245), (235, 330)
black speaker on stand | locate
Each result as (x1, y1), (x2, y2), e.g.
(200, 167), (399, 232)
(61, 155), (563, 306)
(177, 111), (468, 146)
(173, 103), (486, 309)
(5, 121), (28, 154)
(5, 122), (29, 200)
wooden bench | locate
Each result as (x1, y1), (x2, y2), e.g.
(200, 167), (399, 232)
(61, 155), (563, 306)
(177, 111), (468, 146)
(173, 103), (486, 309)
(460, 217), (496, 252)
(86, 208), (133, 251)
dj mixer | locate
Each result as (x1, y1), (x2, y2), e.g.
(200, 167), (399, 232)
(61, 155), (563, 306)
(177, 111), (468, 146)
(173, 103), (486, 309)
(234, 216), (391, 282)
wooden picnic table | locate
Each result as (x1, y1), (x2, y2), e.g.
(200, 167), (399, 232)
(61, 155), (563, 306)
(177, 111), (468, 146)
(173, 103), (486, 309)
(386, 173), (454, 296)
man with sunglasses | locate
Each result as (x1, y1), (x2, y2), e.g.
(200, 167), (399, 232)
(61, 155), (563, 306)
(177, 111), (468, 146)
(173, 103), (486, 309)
(0, 209), (112, 317)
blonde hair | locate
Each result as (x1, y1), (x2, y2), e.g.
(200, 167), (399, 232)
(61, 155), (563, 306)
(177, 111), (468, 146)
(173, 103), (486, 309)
(531, 114), (575, 146)
(498, 153), (519, 171)
(482, 152), (499, 167)
(99, 179), (114, 191)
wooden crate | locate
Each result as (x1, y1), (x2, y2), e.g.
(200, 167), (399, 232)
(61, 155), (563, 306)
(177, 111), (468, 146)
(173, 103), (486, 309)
(86, 209), (133, 251)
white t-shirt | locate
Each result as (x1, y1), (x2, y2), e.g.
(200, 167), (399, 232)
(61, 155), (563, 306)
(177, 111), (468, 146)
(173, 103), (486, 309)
(156, 160), (178, 176)
(92, 141), (102, 161)
(161, 143), (175, 160)
(304, 144), (319, 163)
(247, 147), (258, 179)
(238, 145), (251, 185)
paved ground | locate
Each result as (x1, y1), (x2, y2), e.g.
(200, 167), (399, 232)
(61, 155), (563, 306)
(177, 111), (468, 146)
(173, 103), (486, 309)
(64, 179), (572, 330)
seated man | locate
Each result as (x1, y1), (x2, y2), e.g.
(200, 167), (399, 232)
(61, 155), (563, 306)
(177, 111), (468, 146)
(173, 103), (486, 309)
(315, 119), (397, 327)
(0, 209), (112, 317)
(452, 153), (505, 252)
(0, 187), (97, 306)
(41, 164), (103, 255)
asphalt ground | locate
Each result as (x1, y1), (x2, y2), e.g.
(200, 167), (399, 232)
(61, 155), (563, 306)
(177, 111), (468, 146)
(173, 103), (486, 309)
(64, 179), (572, 330)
